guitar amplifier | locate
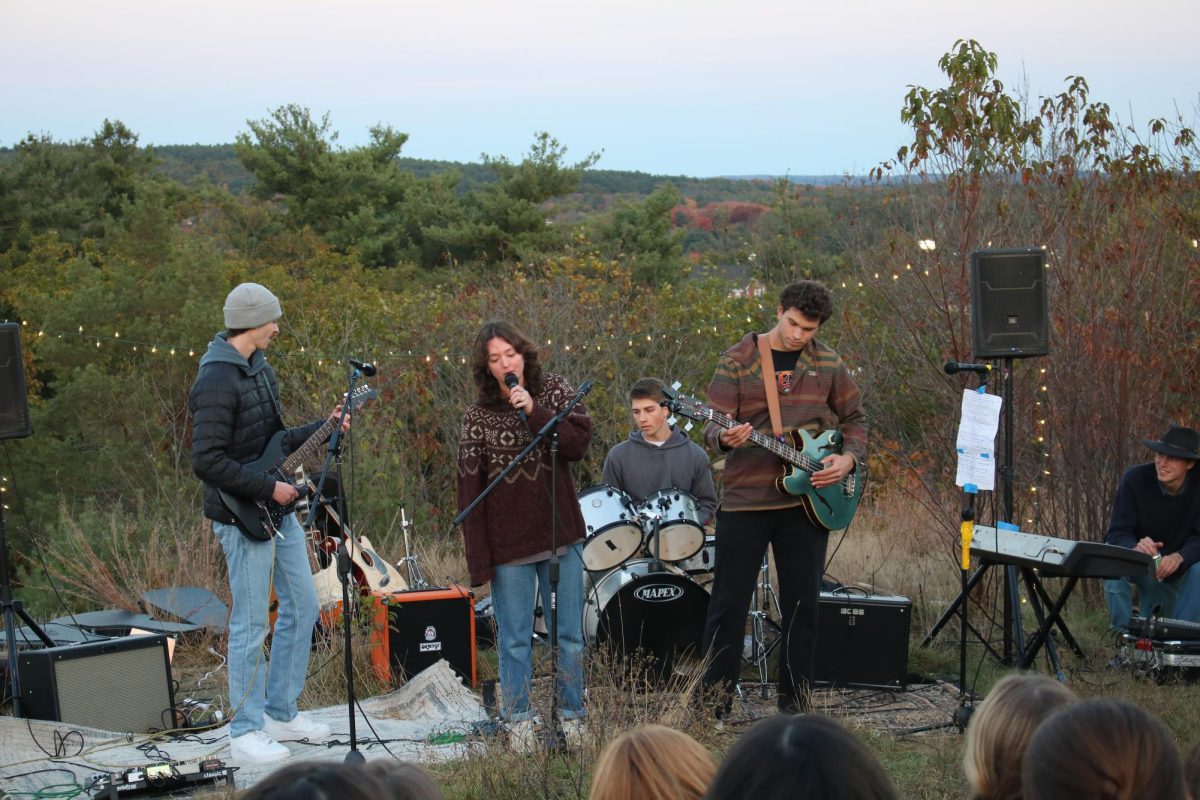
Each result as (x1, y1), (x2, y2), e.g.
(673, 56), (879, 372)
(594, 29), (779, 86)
(368, 586), (477, 687)
(815, 592), (911, 690)
(17, 634), (175, 732)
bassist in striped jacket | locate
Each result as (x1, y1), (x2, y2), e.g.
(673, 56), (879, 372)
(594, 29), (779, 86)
(700, 280), (867, 715)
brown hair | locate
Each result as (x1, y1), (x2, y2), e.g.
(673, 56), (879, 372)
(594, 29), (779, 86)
(962, 672), (1076, 800)
(1022, 699), (1185, 800)
(778, 280), (833, 324)
(1184, 740), (1200, 800)
(470, 320), (543, 406)
(629, 377), (667, 403)
(703, 714), (897, 800)
(362, 760), (445, 800)
(241, 762), (386, 800)
(588, 724), (716, 800)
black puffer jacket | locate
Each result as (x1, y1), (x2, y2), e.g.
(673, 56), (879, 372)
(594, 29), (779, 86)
(189, 333), (322, 524)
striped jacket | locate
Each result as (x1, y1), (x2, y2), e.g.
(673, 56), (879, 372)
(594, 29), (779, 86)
(702, 332), (867, 511)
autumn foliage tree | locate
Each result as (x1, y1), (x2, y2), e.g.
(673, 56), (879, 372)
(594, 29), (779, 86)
(843, 40), (1200, 546)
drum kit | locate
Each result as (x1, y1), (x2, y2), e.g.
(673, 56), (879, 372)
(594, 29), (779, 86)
(578, 484), (716, 678)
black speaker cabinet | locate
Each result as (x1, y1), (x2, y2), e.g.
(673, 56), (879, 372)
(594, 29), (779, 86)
(17, 634), (175, 732)
(815, 592), (911, 690)
(369, 585), (477, 687)
(971, 248), (1049, 358)
(0, 322), (32, 440)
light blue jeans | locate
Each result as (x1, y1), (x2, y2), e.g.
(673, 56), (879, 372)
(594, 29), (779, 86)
(214, 515), (318, 737)
(490, 543), (585, 722)
(1104, 561), (1200, 629)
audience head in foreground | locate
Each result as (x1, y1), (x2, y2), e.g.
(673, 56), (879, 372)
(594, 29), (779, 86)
(588, 724), (716, 800)
(1023, 698), (1185, 800)
(962, 672), (1077, 800)
(241, 759), (445, 800)
(703, 714), (898, 800)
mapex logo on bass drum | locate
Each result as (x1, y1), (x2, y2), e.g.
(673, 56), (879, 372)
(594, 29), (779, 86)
(633, 583), (685, 602)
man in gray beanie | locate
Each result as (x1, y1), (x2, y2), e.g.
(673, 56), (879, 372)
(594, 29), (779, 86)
(188, 282), (350, 764)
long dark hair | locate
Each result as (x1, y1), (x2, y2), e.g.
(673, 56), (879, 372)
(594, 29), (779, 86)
(470, 320), (543, 406)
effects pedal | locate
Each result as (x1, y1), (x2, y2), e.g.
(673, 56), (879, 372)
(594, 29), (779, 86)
(91, 758), (234, 798)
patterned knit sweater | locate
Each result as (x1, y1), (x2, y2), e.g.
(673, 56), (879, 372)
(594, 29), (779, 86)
(702, 332), (867, 512)
(456, 372), (592, 586)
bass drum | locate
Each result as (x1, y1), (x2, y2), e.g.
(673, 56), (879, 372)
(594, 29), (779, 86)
(584, 559), (710, 679)
(578, 485), (643, 572)
(639, 489), (706, 563)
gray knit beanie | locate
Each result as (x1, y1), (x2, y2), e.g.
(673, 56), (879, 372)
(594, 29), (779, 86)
(223, 283), (282, 329)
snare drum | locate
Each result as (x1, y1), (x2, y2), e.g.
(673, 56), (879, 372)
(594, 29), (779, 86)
(578, 485), (643, 571)
(638, 489), (706, 563)
(584, 559), (710, 678)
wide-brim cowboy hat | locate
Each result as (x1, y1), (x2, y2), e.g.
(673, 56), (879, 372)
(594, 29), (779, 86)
(1143, 425), (1200, 460)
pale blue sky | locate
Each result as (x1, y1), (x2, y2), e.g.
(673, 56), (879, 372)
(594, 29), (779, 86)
(3, 0), (1196, 176)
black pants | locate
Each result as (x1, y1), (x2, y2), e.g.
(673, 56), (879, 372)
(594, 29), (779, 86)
(701, 505), (829, 707)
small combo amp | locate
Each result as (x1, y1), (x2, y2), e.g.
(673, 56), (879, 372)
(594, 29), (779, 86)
(368, 585), (477, 687)
(815, 592), (911, 690)
(92, 759), (233, 798)
(17, 634), (175, 732)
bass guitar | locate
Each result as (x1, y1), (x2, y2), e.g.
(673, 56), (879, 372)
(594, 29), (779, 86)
(219, 384), (376, 541)
(663, 387), (865, 531)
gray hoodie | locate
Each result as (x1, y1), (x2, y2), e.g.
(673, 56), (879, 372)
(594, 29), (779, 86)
(601, 428), (718, 522)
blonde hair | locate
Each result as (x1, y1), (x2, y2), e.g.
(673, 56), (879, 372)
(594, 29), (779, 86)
(588, 724), (716, 800)
(963, 672), (1077, 800)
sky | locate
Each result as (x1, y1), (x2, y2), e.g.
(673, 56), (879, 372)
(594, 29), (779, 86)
(2, 1), (1197, 177)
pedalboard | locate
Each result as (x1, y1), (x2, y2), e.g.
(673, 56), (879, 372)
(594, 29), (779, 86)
(91, 758), (234, 798)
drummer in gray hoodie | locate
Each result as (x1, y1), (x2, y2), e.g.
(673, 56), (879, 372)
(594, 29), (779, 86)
(602, 378), (718, 524)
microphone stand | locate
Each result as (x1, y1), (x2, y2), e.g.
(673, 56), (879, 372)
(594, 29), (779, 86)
(955, 485), (978, 730)
(308, 363), (367, 765)
(453, 380), (592, 752)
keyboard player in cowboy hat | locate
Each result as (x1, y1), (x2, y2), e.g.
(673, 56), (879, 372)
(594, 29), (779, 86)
(1104, 424), (1200, 629)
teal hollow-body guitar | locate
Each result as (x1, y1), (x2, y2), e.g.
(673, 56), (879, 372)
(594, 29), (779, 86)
(663, 388), (865, 531)
(219, 383), (376, 541)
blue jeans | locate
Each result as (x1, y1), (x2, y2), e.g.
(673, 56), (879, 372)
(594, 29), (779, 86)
(214, 515), (318, 737)
(490, 543), (585, 721)
(1104, 561), (1200, 629)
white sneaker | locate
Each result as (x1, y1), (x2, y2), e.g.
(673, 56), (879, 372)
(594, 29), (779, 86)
(263, 711), (332, 742)
(560, 718), (585, 749)
(507, 718), (540, 754)
(229, 730), (289, 764)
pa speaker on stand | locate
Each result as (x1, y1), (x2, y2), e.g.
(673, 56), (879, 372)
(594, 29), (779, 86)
(970, 248), (1049, 359)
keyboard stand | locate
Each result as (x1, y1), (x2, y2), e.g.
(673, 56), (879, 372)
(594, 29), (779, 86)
(923, 558), (1083, 675)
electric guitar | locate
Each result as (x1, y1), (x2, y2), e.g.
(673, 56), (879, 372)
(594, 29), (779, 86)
(219, 384), (376, 541)
(663, 387), (865, 531)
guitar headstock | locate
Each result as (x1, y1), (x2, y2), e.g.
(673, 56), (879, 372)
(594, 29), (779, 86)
(661, 382), (714, 424)
(344, 383), (378, 410)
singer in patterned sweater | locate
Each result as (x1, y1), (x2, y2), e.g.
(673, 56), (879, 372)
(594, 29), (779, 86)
(700, 280), (867, 715)
(456, 320), (592, 732)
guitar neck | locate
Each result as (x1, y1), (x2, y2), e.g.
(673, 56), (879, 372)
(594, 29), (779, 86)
(700, 409), (824, 473)
(278, 417), (336, 477)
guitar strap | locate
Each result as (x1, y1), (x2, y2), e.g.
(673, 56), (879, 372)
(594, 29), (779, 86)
(757, 332), (785, 440)
(260, 371), (288, 427)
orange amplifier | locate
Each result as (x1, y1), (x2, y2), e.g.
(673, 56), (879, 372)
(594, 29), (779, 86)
(368, 585), (477, 688)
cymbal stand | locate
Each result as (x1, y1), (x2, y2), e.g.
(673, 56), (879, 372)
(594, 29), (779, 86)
(743, 554), (783, 700)
(395, 503), (429, 590)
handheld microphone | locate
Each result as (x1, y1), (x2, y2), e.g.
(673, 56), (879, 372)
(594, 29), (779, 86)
(349, 358), (377, 377)
(944, 361), (992, 375)
(503, 372), (527, 423)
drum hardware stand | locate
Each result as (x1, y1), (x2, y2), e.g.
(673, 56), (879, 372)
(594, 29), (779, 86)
(453, 379), (593, 755)
(741, 554), (783, 701)
(395, 503), (429, 590)
(307, 359), (370, 766)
